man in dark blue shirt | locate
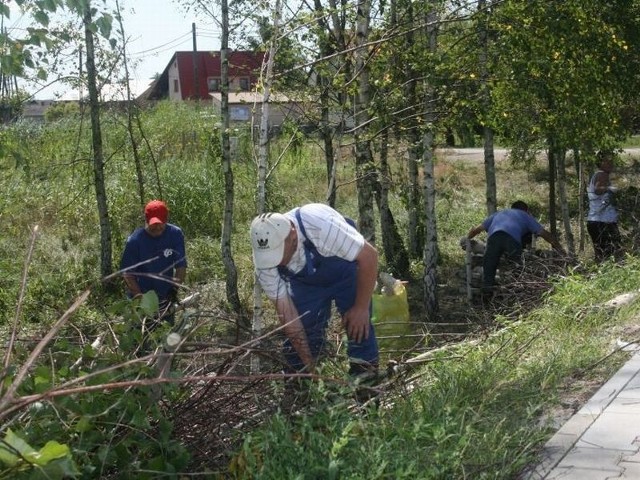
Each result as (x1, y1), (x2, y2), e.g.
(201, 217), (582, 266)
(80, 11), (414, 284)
(464, 200), (564, 293)
(120, 200), (187, 322)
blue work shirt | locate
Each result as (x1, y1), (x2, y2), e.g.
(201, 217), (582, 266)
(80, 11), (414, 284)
(120, 223), (187, 300)
(483, 209), (543, 245)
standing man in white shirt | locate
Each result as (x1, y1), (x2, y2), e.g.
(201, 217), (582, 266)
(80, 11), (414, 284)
(587, 150), (621, 262)
(250, 203), (380, 380)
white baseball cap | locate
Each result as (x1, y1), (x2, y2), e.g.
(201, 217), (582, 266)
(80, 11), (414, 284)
(250, 213), (292, 269)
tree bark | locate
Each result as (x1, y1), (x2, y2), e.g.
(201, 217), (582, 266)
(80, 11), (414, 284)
(114, 0), (144, 209)
(353, 0), (376, 241)
(83, 2), (112, 279)
(422, 7), (439, 320)
(251, 0), (281, 372)
(556, 147), (575, 255)
(478, 0), (497, 215)
(547, 139), (557, 237)
(219, 0), (243, 318)
(376, 131), (410, 278)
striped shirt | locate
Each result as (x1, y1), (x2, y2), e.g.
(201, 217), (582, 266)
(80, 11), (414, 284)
(256, 203), (364, 300)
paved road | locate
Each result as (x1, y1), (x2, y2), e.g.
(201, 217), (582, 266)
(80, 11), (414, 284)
(437, 147), (640, 163)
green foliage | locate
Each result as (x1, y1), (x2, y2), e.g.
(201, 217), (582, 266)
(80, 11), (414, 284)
(0, 294), (191, 478)
(491, 0), (640, 156)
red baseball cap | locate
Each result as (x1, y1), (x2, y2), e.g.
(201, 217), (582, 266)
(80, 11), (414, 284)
(144, 200), (168, 225)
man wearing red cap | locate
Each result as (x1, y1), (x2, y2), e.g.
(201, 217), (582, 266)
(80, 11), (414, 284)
(120, 200), (187, 322)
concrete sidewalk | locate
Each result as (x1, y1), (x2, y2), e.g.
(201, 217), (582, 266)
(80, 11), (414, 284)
(524, 350), (640, 479)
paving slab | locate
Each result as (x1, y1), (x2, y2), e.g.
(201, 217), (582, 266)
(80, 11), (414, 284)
(523, 352), (640, 479)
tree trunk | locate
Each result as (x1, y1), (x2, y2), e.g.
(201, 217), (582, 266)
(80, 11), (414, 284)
(483, 127), (497, 215)
(114, 0), (144, 209)
(407, 128), (424, 258)
(556, 148), (575, 255)
(219, 0), (243, 318)
(576, 150), (586, 253)
(376, 131), (410, 278)
(251, 0), (281, 373)
(353, 0), (376, 241)
(320, 83), (337, 207)
(547, 139), (557, 237)
(422, 7), (439, 320)
(478, 0), (497, 215)
(396, 0), (424, 259)
(83, 3), (112, 279)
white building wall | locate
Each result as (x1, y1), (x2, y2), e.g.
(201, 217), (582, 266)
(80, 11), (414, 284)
(168, 61), (182, 101)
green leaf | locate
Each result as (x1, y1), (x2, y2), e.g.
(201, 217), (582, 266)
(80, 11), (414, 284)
(139, 291), (159, 316)
(131, 410), (150, 429)
(75, 416), (92, 433)
(34, 375), (50, 393)
(35, 456), (80, 478)
(43, 0), (60, 12)
(64, 0), (87, 15)
(24, 440), (70, 466)
(33, 11), (50, 27)
(95, 14), (113, 38)
(0, 430), (36, 467)
(106, 299), (128, 314)
(0, 4), (10, 18)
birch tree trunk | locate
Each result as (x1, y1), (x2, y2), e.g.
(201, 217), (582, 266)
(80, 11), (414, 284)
(219, 0), (242, 317)
(556, 148), (575, 255)
(83, 2), (112, 279)
(422, 8), (439, 320)
(478, 0), (497, 215)
(251, 0), (280, 373)
(393, 0), (423, 259)
(547, 139), (557, 237)
(353, 0), (376, 241)
(376, 131), (410, 278)
(114, 0), (144, 209)
(312, 0), (338, 207)
(577, 152), (586, 253)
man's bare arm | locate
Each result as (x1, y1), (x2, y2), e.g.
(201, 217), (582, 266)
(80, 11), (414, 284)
(274, 296), (315, 371)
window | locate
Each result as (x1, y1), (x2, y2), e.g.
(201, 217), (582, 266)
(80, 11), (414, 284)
(173, 79), (179, 92)
(208, 78), (221, 92)
(230, 106), (250, 121)
(239, 77), (250, 91)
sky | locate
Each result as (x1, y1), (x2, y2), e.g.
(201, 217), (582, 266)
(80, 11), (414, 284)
(7, 0), (222, 100)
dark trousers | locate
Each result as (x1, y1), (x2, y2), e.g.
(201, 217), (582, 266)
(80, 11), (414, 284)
(483, 231), (522, 292)
(587, 221), (621, 262)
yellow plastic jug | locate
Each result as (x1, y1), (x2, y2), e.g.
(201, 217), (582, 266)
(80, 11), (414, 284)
(372, 274), (414, 361)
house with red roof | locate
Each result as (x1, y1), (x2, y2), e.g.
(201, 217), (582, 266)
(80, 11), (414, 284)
(139, 51), (265, 101)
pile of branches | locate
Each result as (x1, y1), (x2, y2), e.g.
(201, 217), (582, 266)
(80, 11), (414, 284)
(165, 319), (416, 473)
(490, 250), (575, 315)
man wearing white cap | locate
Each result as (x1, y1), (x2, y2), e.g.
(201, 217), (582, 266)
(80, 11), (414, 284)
(250, 203), (379, 378)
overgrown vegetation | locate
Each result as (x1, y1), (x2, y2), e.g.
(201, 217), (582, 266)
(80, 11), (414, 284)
(1, 104), (640, 477)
